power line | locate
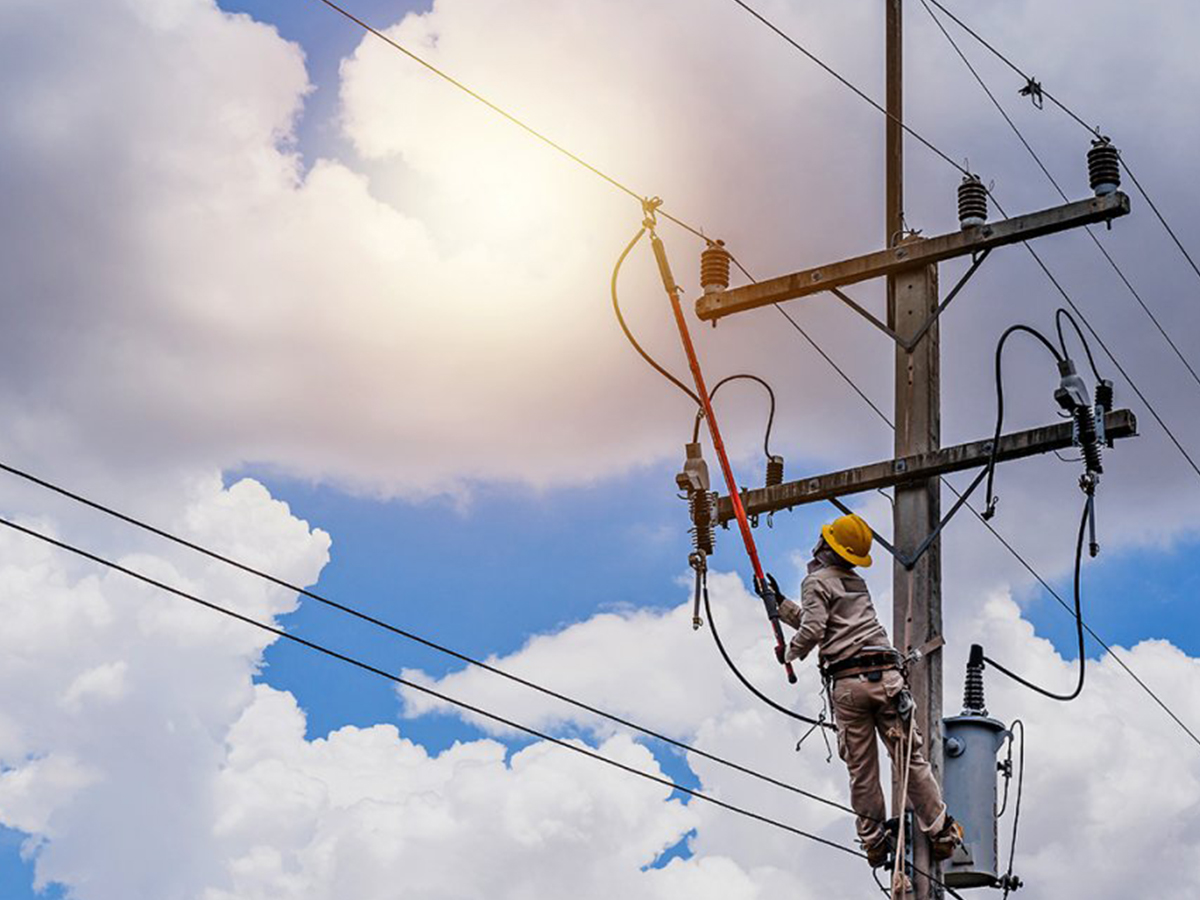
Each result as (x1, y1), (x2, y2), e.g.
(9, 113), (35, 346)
(0, 459), (855, 818)
(0, 511), (972, 899)
(721, 0), (1200, 487)
(735, 279), (1200, 749)
(311, 0), (708, 241)
(724, 0), (967, 178)
(0, 513), (866, 861)
(318, 0), (1200, 748)
(922, 0), (1200, 308)
(917, 0), (1200, 395)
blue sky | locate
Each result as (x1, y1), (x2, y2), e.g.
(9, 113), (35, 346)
(5, 1), (1200, 897)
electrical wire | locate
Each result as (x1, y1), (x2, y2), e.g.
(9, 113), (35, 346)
(724, 0), (1200, 486)
(699, 567), (836, 733)
(918, 0), (1200, 395)
(724, 0), (968, 178)
(612, 226), (701, 404)
(1055, 308), (1103, 384)
(726, 251), (1200, 748)
(0, 459), (859, 821)
(1000, 719), (1025, 899)
(692, 374), (777, 458)
(982, 324), (1065, 516)
(311, 0), (708, 242)
(924, 0), (1200, 294)
(0, 512), (868, 860)
(984, 499), (1090, 702)
(0, 510), (976, 898)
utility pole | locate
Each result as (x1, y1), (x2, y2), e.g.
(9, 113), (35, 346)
(691, 2), (1136, 896)
(886, 3), (942, 895)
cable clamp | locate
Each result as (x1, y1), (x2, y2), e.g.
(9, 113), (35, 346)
(1018, 76), (1044, 109)
(641, 196), (662, 230)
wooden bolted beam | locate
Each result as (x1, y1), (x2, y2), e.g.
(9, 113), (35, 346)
(715, 408), (1137, 524)
(696, 192), (1131, 322)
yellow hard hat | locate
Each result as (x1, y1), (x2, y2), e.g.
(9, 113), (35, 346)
(822, 514), (873, 567)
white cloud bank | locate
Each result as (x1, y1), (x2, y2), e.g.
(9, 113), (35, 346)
(1, 0), (1200, 899)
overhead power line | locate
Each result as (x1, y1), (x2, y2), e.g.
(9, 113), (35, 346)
(721, 0), (1200, 487)
(311, 0), (707, 240)
(0, 513), (866, 861)
(728, 252), (1200, 749)
(922, 0), (1200, 319)
(0, 512), (972, 898)
(0, 460), (856, 819)
(917, 0), (1200, 396)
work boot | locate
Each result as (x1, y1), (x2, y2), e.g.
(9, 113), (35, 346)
(864, 832), (895, 868)
(930, 816), (965, 862)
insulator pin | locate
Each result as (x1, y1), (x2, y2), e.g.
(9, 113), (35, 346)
(1088, 137), (1121, 196)
(765, 455), (784, 488)
(700, 240), (731, 295)
(957, 174), (988, 229)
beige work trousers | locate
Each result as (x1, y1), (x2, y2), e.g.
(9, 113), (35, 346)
(831, 668), (947, 848)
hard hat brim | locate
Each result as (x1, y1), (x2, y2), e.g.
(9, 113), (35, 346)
(822, 522), (872, 568)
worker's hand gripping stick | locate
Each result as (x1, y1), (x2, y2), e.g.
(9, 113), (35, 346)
(648, 219), (797, 684)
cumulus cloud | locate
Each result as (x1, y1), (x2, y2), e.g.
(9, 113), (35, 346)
(2, 1), (1200, 899)
(400, 569), (1200, 899)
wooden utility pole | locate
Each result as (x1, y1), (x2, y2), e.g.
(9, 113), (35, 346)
(886, 4), (941, 895)
(689, 2), (1135, 895)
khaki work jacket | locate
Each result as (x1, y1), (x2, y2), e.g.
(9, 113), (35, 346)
(779, 565), (891, 666)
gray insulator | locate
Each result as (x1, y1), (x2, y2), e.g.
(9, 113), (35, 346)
(958, 175), (988, 229)
(1088, 138), (1121, 196)
(943, 713), (1008, 889)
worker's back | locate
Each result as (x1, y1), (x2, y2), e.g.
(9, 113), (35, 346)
(798, 565), (891, 665)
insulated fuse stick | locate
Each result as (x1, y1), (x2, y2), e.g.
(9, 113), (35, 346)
(650, 229), (798, 685)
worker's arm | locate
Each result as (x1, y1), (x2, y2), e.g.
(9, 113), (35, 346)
(778, 597), (802, 630)
(785, 577), (829, 662)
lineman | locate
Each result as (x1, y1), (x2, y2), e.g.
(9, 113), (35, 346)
(777, 513), (963, 868)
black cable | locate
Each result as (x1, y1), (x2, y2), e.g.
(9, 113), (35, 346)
(728, 250), (1200, 747)
(983, 324), (1065, 516)
(310, 0), (707, 241)
(925, 0), (1200, 296)
(700, 568), (836, 733)
(0, 513), (868, 861)
(0, 459), (862, 820)
(918, 0), (1200, 395)
(1025, 243), (1200, 481)
(984, 498), (1089, 701)
(726, 0), (1200, 485)
(693, 374), (776, 458)
(1054, 308), (1102, 383)
(612, 227), (701, 405)
(724, 0), (968, 179)
(1000, 719), (1025, 899)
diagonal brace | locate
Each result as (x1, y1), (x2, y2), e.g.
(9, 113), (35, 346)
(827, 248), (990, 353)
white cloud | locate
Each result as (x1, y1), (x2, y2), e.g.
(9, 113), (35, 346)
(1, 1), (1200, 899)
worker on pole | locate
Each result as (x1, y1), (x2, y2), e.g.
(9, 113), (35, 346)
(777, 513), (963, 869)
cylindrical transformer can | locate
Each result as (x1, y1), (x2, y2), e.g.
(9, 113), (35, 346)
(942, 714), (1009, 888)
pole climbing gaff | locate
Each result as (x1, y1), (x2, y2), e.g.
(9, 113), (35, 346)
(642, 200), (798, 685)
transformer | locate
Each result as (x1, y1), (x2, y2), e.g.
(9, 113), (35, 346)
(942, 645), (1010, 889)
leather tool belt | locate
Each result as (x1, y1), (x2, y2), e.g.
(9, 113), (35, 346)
(821, 648), (904, 682)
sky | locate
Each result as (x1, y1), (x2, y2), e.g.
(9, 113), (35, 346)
(1, 0), (1199, 898)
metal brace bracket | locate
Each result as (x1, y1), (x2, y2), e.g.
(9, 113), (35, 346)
(826, 248), (991, 354)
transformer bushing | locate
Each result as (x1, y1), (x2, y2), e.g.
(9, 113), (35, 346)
(942, 645), (1009, 889)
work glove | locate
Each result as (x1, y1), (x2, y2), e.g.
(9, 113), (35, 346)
(785, 634), (805, 664)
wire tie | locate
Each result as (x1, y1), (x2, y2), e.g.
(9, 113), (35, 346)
(1018, 76), (1044, 109)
